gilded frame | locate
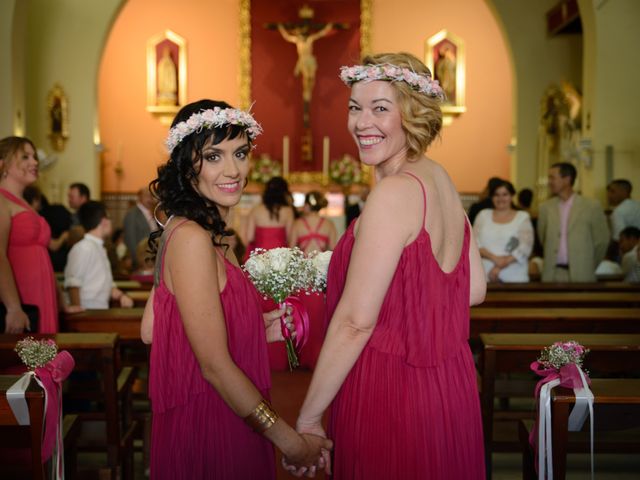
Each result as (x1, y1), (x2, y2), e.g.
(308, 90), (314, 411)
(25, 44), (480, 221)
(47, 84), (69, 152)
(146, 30), (187, 118)
(425, 29), (466, 116)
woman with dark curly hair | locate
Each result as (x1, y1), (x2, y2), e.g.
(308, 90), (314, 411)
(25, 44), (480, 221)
(244, 176), (295, 259)
(141, 99), (330, 478)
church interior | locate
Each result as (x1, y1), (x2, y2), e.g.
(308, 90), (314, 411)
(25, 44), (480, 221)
(1, 0), (640, 478)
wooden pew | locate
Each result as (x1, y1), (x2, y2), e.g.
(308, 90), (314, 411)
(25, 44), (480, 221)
(487, 282), (640, 293)
(0, 375), (82, 479)
(550, 378), (640, 479)
(0, 333), (137, 480)
(479, 332), (640, 479)
(481, 291), (640, 308)
(470, 308), (640, 347)
(63, 308), (144, 342)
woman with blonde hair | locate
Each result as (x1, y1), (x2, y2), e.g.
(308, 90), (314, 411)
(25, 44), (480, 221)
(290, 53), (486, 478)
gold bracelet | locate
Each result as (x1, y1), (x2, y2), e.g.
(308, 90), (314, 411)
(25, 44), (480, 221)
(244, 399), (279, 433)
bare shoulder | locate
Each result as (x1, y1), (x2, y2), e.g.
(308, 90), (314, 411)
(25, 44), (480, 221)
(166, 220), (214, 254)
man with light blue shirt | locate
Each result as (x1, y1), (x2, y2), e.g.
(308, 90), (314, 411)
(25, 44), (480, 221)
(607, 179), (640, 241)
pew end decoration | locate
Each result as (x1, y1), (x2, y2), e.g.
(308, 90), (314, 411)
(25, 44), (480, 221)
(6, 337), (75, 479)
(530, 341), (594, 480)
(244, 247), (331, 370)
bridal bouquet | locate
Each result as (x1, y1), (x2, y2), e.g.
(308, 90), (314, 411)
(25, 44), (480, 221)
(244, 247), (331, 369)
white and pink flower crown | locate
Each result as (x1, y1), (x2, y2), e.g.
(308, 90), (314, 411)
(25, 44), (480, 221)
(339, 63), (445, 101)
(166, 107), (263, 153)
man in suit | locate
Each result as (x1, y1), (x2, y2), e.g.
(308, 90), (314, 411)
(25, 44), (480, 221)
(538, 162), (609, 282)
(123, 188), (156, 270)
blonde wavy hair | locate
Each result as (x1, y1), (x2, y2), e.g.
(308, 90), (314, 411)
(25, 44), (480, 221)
(360, 52), (443, 159)
(0, 136), (38, 177)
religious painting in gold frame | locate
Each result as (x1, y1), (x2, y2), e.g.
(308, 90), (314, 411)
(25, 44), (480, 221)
(425, 30), (466, 117)
(146, 30), (187, 122)
(47, 84), (69, 152)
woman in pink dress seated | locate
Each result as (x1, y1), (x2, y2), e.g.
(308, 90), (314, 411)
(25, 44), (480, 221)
(142, 99), (330, 479)
(289, 191), (337, 369)
(0, 136), (76, 334)
(290, 53), (487, 479)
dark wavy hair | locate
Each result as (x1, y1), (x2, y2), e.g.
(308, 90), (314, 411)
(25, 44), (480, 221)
(149, 99), (251, 257)
(262, 176), (291, 220)
(305, 191), (328, 212)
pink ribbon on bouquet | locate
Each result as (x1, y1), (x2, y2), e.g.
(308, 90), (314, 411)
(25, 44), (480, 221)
(35, 351), (75, 477)
(529, 361), (594, 480)
(280, 297), (310, 350)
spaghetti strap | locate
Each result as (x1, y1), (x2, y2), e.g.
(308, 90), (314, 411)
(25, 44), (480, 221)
(403, 171), (427, 229)
(154, 219), (190, 287)
(301, 217), (311, 232)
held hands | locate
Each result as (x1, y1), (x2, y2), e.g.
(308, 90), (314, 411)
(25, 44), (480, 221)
(4, 308), (30, 333)
(263, 306), (295, 343)
(282, 429), (333, 478)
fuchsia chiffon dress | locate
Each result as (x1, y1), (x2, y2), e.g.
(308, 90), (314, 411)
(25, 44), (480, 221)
(149, 221), (275, 479)
(326, 173), (485, 479)
(1, 188), (58, 333)
(296, 217), (330, 370)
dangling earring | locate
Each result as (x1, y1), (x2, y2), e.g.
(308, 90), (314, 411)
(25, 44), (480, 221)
(153, 202), (170, 229)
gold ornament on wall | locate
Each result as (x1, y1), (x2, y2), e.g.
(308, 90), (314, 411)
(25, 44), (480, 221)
(146, 29), (187, 124)
(47, 84), (69, 152)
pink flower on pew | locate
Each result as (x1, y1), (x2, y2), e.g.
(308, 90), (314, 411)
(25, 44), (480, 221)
(536, 340), (589, 370)
(14, 337), (58, 370)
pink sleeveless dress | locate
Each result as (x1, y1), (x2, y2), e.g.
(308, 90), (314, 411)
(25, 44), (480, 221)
(149, 221), (275, 479)
(326, 173), (485, 479)
(0, 188), (58, 333)
(296, 217), (330, 370)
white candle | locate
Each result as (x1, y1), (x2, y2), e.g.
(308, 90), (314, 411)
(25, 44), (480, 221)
(283, 135), (290, 177)
(322, 136), (330, 181)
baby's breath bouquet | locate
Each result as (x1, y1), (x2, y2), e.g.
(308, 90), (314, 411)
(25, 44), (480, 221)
(329, 154), (362, 186)
(537, 341), (589, 370)
(15, 337), (58, 370)
(250, 154), (282, 184)
(244, 247), (331, 369)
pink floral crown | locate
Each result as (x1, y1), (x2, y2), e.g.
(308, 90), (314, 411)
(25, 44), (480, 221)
(166, 107), (263, 153)
(339, 63), (445, 101)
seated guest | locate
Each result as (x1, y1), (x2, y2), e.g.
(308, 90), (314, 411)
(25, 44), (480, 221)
(473, 180), (534, 282)
(64, 201), (134, 309)
(595, 242), (623, 277)
(619, 226), (640, 282)
(468, 176), (502, 225)
(607, 179), (640, 241)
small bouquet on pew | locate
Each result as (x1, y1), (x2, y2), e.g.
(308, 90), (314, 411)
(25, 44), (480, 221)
(529, 341), (593, 479)
(9, 337), (75, 478)
(243, 247), (331, 370)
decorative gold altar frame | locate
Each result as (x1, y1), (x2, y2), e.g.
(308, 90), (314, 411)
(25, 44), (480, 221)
(239, 0), (373, 186)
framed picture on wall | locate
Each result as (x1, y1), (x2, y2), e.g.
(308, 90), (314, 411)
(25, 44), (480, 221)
(47, 84), (69, 152)
(146, 29), (187, 121)
(425, 29), (466, 116)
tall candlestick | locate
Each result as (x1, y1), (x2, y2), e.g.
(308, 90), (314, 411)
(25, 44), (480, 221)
(283, 135), (290, 177)
(322, 136), (330, 183)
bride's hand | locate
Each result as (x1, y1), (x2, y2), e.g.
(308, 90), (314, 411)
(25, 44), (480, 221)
(263, 306), (295, 343)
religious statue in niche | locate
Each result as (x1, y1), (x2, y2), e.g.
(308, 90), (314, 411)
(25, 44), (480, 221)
(537, 82), (583, 196)
(157, 46), (178, 106)
(47, 84), (69, 152)
(146, 30), (187, 122)
(425, 29), (466, 117)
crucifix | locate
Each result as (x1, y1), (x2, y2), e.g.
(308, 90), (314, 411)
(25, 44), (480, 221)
(266, 4), (348, 163)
